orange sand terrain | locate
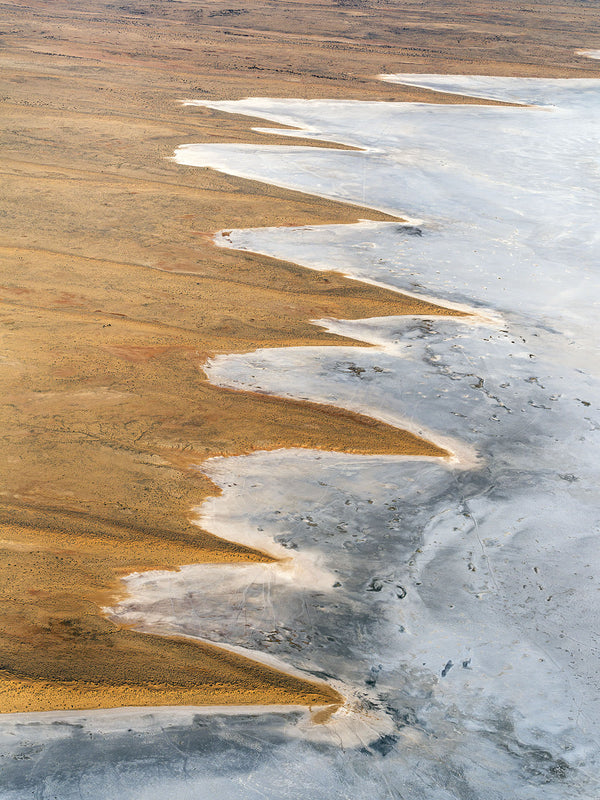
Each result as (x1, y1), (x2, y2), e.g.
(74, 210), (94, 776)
(1, 0), (599, 713)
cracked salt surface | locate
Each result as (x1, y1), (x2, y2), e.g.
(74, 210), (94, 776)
(2, 76), (600, 799)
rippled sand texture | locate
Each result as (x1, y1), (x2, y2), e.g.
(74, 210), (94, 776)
(112, 77), (600, 797)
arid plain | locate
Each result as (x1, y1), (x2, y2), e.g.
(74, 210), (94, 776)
(1, 0), (599, 714)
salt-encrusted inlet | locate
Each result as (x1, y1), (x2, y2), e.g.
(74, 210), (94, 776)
(578, 49), (600, 61)
(3, 77), (600, 800)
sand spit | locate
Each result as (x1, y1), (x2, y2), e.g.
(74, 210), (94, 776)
(577, 49), (600, 61)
